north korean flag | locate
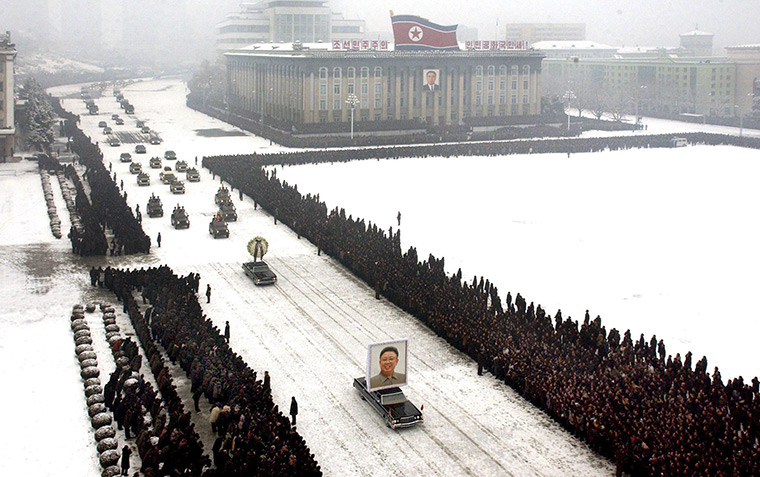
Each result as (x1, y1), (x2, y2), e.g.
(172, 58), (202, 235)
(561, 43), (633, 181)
(391, 14), (459, 51)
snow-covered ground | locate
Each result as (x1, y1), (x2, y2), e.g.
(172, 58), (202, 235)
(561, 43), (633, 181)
(2, 77), (755, 476)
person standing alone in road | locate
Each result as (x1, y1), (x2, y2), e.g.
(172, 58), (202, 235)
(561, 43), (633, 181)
(224, 321), (230, 343)
(290, 396), (298, 426)
(206, 284), (211, 303)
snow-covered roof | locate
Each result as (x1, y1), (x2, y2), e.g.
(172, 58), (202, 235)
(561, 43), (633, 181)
(531, 40), (617, 51)
(680, 30), (713, 37)
(725, 44), (760, 50)
(235, 42), (333, 52)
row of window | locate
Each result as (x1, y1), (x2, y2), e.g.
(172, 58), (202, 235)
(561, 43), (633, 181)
(317, 65), (532, 79)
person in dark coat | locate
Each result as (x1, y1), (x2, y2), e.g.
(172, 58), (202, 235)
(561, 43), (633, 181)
(156, 232), (161, 248)
(121, 445), (132, 475)
(290, 396), (298, 426)
(206, 284), (211, 303)
(263, 371), (270, 395)
(224, 321), (230, 343)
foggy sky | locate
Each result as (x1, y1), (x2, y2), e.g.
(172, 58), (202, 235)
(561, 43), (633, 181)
(2, 0), (757, 65)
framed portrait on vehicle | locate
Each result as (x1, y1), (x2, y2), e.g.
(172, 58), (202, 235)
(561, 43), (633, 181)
(366, 339), (408, 391)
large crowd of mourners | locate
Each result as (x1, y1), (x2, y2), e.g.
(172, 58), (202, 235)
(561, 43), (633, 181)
(104, 266), (322, 476)
(50, 97), (151, 255)
(203, 133), (760, 476)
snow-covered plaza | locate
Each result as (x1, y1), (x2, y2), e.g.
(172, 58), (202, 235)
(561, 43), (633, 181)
(1, 77), (757, 476)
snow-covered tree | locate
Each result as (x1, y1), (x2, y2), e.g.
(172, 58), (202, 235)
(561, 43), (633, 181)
(17, 77), (56, 151)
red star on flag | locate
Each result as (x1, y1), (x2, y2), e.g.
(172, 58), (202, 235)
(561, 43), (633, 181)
(409, 26), (423, 41)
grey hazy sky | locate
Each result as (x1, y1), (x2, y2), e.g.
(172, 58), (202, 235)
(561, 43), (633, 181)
(332, 0), (759, 51)
(2, 0), (757, 62)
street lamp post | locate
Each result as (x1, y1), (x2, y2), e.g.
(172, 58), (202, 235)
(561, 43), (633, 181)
(563, 90), (576, 130)
(346, 93), (359, 140)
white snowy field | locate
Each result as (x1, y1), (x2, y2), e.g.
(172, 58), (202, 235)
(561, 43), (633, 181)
(276, 143), (760, 384)
(0, 78), (632, 476)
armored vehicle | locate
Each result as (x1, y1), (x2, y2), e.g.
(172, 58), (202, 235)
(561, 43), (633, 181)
(147, 196), (163, 217)
(186, 168), (200, 182)
(170, 179), (185, 194)
(129, 162), (142, 174)
(170, 206), (190, 229)
(215, 186), (231, 206)
(137, 172), (150, 186)
(219, 201), (237, 222)
(149, 156), (162, 168)
(209, 214), (230, 239)
(353, 377), (423, 429)
(242, 261), (277, 286)
(175, 160), (188, 172)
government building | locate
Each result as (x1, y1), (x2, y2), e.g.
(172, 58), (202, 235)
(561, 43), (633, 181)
(225, 43), (545, 127)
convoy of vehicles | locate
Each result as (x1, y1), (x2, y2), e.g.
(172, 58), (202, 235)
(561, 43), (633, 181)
(149, 156), (162, 168)
(175, 160), (188, 172)
(129, 162), (142, 174)
(119, 152), (132, 163)
(164, 150), (177, 160)
(215, 186), (231, 206)
(137, 172), (150, 186)
(160, 167), (175, 184)
(108, 137), (121, 147)
(135, 144), (147, 154)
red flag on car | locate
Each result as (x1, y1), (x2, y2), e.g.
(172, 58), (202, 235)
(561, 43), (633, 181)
(391, 14), (459, 51)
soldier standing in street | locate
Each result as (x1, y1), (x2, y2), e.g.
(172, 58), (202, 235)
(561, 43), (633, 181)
(224, 321), (230, 343)
(206, 284), (211, 303)
(290, 396), (298, 426)
(157, 232), (161, 248)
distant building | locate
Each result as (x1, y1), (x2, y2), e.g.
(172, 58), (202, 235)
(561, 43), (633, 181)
(0, 31), (16, 161)
(503, 23), (585, 45)
(532, 41), (618, 59)
(680, 30), (714, 57)
(725, 45), (760, 115)
(215, 1), (366, 53)
(539, 29), (760, 119)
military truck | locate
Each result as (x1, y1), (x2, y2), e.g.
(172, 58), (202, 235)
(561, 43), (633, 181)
(219, 201), (237, 222)
(186, 168), (200, 182)
(170, 179), (185, 194)
(170, 206), (190, 229)
(137, 172), (150, 186)
(215, 186), (231, 206)
(175, 160), (188, 172)
(209, 214), (229, 239)
(129, 162), (142, 174)
(147, 195), (163, 217)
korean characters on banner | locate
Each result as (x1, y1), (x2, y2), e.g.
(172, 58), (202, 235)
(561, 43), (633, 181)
(332, 40), (389, 51)
(366, 339), (408, 391)
(464, 40), (528, 50)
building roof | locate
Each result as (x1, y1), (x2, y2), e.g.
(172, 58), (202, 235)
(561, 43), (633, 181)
(725, 44), (760, 50)
(680, 30), (713, 37)
(531, 40), (616, 51)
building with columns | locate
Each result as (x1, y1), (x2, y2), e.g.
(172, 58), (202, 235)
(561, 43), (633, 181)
(0, 31), (16, 160)
(225, 44), (544, 128)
